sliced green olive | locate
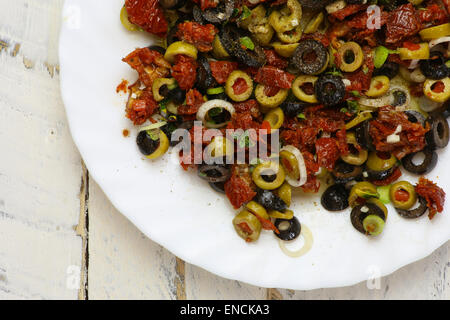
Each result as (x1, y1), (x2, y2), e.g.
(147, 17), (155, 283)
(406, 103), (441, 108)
(164, 41), (198, 63)
(120, 6), (141, 32)
(279, 150), (300, 181)
(246, 201), (270, 220)
(268, 209), (294, 220)
(272, 42), (299, 58)
(252, 161), (286, 190)
(304, 12), (324, 34)
(268, 0), (302, 33)
(338, 42), (364, 73)
(366, 76), (390, 98)
(345, 112), (372, 130)
(398, 43), (429, 60)
(277, 25), (302, 44)
(423, 78), (450, 103)
(264, 107), (285, 130)
(137, 129), (170, 160)
(349, 181), (379, 207)
(276, 182), (292, 207)
(366, 151), (397, 172)
(232, 210), (262, 242)
(225, 70), (253, 102)
(255, 84), (288, 108)
(390, 181), (417, 210)
(292, 75), (318, 103)
(212, 34), (230, 59)
(152, 78), (176, 102)
(362, 215), (385, 236)
(341, 132), (368, 166)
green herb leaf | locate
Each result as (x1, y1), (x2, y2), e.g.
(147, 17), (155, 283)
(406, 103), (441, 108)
(351, 90), (360, 97)
(146, 129), (160, 141)
(208, 107), (223, 117)
(377, 185), (391, 204)
(327, 67), (343, 77)
(240, 36), (254, 51)
(297, 113), (306, 119)
(240, 6), (251, 20)
(347, 100), (359, 113)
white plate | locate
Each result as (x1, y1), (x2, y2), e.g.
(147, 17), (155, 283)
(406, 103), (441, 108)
(59, 0), (450, 290)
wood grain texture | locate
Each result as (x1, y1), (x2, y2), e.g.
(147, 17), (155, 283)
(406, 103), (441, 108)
(0, 0), (82, 299)
(0, 0), (449, 300)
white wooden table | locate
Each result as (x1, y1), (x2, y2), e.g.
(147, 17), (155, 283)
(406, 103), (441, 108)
(0, 0), (449, 300)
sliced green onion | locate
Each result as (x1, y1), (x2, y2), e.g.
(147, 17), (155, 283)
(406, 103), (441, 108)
(140, 121), (167, 132)
(240, 6), (251, 20)
(240, 36), (254, 51)
(297, 113), (306, 119)
(207, 87), (225, 95)
(374, 46), (389, 69)
(377, 185), (391, 204)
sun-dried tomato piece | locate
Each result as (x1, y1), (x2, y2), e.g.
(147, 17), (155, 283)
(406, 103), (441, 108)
(263, 49), (288, 69)
(123, 47), (171, 87)
(315, 137), (341, 170)
(125, 0), (168, 37)
(225, 166), (256, 209)
(254, 66), (295, 89)
(178, 89), (204, 115)
(126, 89), (159, 125)
(418, 3), (449, 25)
(171, 55), (198, 91)
(331, 4), (368, 21)
(370, 107), (429, 160)
(416, 177), (446, 220)
(385, 3), (422, 44)
(176, 22), (217, 52)
(233, 99), (260, 118)
(209, 61), (238, 84)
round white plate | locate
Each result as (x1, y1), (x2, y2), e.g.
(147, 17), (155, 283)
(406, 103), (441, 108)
(59, 0), (450, 290)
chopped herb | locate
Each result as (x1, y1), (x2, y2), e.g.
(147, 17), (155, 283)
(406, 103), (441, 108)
(327, 67), (343, 77)
(240, 36), (254, 51)
(347, 100), (359, 113)
(240, 6), (251, 20)
(297, 113), (306, 119)
(362, 65), (369, 74)
(146, 129), (160, 141)
(351, 90), (360, 97)
(340, 107), (348, 113)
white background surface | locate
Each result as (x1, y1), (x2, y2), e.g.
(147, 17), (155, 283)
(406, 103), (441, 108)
(0, 0), (449, 299)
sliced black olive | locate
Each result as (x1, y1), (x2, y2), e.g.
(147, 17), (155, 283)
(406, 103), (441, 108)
(196, 55), (217, 91)
(419, 51), (449, 80)
(314, 74), (346, 106)
(355, 120), (375, 151)
(404, 110), (426, 126)
(147, 45), (166, 55)
(291, 40), (328, 75)
(298, 0), (332, 9)
(159, 0), (185, 9)
(198, 164), (231, 183)
(321, 184), (349, 211)
(274, 217), (301, 241)
(192, 5), (206, 24)
(396, 196), (428, 219)
(136, 130), (160, 156)
(255, 189), (287, 212)
(209, 181), (226, 193)
(351, 203), (385, 235)
(373, 61), (399, 79)
(280, 101), (308, 118)
(425, 114), (449, 149)
(208, 107), (231, 124)
(169, 87), (186, 104)
(365, 165), (396, 181)
(402, 148), (438, 175)
(220, 25), (266, 68)
(332, 161), (363, 184)
(202, 0), (235, 24)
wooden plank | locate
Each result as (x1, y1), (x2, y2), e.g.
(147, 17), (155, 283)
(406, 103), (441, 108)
(87, 181), (181, 299)
(0, 0), (83, 299)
